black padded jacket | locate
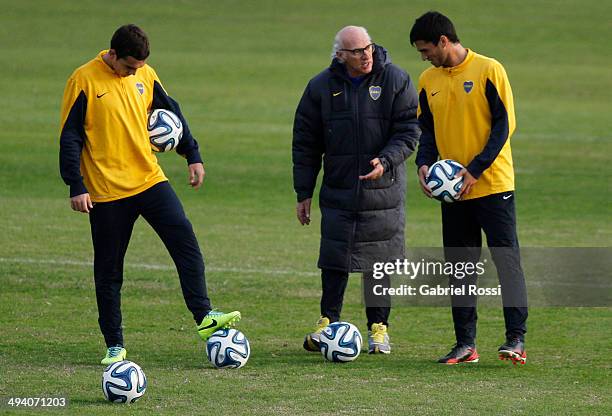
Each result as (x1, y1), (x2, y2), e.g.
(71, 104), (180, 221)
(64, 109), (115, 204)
(292, 45), (420, 272)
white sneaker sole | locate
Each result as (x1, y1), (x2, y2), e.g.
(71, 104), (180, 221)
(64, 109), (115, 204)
(498, 349), (527, 364)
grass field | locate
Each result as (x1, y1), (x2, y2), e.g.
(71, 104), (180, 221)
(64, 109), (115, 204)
(0, 0), (610, 414)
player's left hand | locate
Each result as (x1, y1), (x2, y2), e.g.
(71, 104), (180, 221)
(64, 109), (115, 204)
(456, 168), (478, 199)
(359, 158), (384, 181)
(188, 163), (205, 189)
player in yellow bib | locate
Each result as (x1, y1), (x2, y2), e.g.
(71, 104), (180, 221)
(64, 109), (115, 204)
(59, 24), (240, 364)
(410, 12), (528, 365)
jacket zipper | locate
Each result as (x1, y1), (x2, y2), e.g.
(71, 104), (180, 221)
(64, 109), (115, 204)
(347, 81), (361, 271)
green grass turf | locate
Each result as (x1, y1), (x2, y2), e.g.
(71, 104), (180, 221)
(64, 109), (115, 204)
(0, 0), (610, 414)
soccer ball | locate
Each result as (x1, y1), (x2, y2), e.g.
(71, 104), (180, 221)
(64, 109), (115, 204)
(206, 328), (250, 369)
(426, 159), (465, 203)
(319, 322), (362, 363)
(147, 109), (183, 152)
(101, 360), (147, 404)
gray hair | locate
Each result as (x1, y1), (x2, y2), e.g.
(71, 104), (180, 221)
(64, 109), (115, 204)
(331, 26), (371, 61)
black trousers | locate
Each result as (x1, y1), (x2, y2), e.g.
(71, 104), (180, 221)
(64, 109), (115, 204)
(89, 181), (211, 347)
(320, 268), (390, 330)
(442, 191), (528, 346)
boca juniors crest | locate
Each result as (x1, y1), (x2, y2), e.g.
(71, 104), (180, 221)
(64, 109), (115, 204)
(369, 85), (381, 100)
(463, 80), (474, 93)
(136, 82), (144, 95)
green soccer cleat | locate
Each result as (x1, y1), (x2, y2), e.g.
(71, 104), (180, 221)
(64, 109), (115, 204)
(101, 346), (127, 365)
(197, 310), (241, 341)
(303, 316), (330, 352)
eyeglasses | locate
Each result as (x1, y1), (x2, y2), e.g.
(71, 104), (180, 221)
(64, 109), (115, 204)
(338, 43), (375, 57)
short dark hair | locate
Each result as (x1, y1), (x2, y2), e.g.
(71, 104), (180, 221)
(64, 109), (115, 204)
(409, 11), (459, 46)
(110, 24), (150, 60)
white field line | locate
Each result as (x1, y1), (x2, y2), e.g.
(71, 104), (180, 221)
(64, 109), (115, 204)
(0, 257), (318, 277)
(3, 257), (608, 288)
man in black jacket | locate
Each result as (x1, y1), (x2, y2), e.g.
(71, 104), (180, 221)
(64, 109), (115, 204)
(292, 26), (420, 354)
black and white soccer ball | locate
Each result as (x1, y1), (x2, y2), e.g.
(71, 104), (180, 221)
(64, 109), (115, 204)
(206, 328), (250, 369)
(426, 159), (465, 203)
(319, 322), (362, 363)
(102, 360), (147, 404)
(147, 109), (183, 152)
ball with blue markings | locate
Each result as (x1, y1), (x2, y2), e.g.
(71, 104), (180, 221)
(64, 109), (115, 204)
(206, 328), (250, 369)
(426, 159), (465, 203)
(319, 322), (362, 363)
(147, 109), (183, 152)
(101, 360), (147, 404)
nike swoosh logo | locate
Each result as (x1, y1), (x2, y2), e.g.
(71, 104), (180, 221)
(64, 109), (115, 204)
(332, 91), (343, 97)
(431, 91), (440, 96)
(503, 194), (512, 200)
(201, 319), (217, 329)
(96, 92), (109, 98)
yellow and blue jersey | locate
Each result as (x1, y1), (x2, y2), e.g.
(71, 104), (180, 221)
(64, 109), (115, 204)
(59, 50), (201, 202)
(415, 49), (516, 200)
